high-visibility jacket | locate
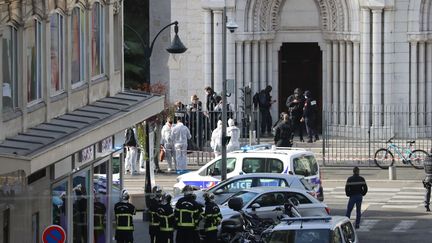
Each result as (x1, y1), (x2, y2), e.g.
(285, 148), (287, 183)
(203, 201), (222, 232)
(148, 197), (160, 227)
(114, 201), (136, 231)
(174, 196), (203, 229)
(157, 203), (175, 232)
(94, 201), (106, 230)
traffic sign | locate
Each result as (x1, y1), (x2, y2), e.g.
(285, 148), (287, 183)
(42, 225), (66, 243)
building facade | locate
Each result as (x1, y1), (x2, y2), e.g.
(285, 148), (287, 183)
(166, 0), (432, 139)
(0, 0), (164, 242)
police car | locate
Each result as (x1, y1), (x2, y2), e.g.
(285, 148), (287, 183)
(262, 216), (358, 243)
(171, 173), (315, 206)
(173, 147), (324, 201)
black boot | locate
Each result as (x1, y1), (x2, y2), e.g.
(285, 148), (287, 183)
(426, 206), (431, 212)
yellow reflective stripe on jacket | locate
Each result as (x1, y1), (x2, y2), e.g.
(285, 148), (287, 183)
(176, 208), (199, 227)
(149, 211), (160, 226)
(94, 214), (104, 230)
(116, 213), (133, 230)
(205, 226), (218, 232)
(158, 213), (174, 231)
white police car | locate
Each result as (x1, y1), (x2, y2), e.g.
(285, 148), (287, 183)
(173, 147), (324, 201)
(262, 216), (358, 243)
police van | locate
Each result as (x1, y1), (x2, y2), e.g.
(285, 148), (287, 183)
(173, 147), (324, 201)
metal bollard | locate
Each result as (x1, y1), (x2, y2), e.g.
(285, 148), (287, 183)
(388, 165), (397, 180)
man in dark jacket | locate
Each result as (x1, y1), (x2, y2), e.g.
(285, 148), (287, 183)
(115, 190), (136, 243)
(175, 185), (203, 243)
(345, 167), (368, 229)
(286, 88), (305, 142)
(301, 90), (319, 143)
(423, 155), (432, 212)
(274, 114), (293, 147)
(255, 85), (275, 137)
(202, 192), (222, 243)
(156, 193), (175, 243)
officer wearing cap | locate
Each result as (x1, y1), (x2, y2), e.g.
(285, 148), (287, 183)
(175, 185), (203, 243)
(156, 193), (175, 243)
(423, 155), (432, 212)
(149, 186), (163, 243)
(202, 192), (222, 243)
(114, 189), (136, 243)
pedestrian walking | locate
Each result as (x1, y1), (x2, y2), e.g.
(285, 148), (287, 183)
(160, 117), (174, 172)
(124, 128), (138, 175)
(148, 186), (163, 243)
(274, 114), (293, 147)
(210, 120), (223, 157)
(175, 185), (203, 243)
(156, 193), (175, 243)
(171, 118), (192, 174)
(345, 167), (368, 229)
(114, 189), (136, 243)
(422, 155), (432, 212)
(202, 192), (222, 243)
(286, 88), (305, 142)
(226, 118), (240, 152)
(254, 85), (276, 137)
(301, 90), (319, 143)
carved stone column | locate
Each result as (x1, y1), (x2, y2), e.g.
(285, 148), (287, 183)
(213, 10), (223, 93)
(203, 9), (212, 88)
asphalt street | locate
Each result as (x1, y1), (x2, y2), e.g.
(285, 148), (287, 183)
(126, 165), (431, 242)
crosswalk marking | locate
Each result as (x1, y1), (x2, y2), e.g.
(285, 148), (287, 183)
(356, 219), (379, 232)
(391, 220), (416, 232)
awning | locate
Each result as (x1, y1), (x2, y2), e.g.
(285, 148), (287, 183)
(0, 91), (164, 175)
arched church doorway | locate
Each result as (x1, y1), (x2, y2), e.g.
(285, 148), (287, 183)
(278, 42), (322, 133)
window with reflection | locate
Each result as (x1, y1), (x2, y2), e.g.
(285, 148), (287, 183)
(52, 181), (68, 235)
(93, 162), (108, 243)
(2, 26), (18, 112)
(71, 7), (85, 85)
(73, 170), (89, 243)
(27, 19), (42, 103)
(50, 13), (65, 94)
(111, 154), (122, 240)
(91, 3), (104, 77)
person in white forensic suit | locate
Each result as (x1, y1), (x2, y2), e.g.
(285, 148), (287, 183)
(161, 117), (175, 172)
(226, 118), (240, 153)
(210, 120), (223, 157)
(171, 118), (191, 172)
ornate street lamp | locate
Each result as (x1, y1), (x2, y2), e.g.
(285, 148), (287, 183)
(124, 21), (187, 83)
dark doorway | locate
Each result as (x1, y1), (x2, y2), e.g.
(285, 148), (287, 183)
(278, 43), (322, 132)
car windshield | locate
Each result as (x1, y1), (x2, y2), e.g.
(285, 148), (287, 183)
(223, 191), (258, 205)
(267, 229), (330, 243)
(293, 155), (318, 177)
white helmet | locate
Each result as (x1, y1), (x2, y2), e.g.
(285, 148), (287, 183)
(121, 189), (129, 201)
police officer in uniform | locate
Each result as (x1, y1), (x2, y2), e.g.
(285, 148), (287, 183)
(202, 192), (222, 243)
(274, 114), (293, 147)
(114, 189), (136, 243)
(149, 186), (163, 243)
(423, 155), (432, 212)
(156, 193), (175, 243)
(175, 185), (203, 243)
(286, 88), (305, 142)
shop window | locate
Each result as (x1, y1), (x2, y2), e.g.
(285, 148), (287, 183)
(71, 7), (86, 86)
(94, 162), (108, 243)
(91, 2), (104, 77)
(2, 25), (19, 112)
(32, 212), (39, 243)
(50, 13), (65, 95)
(3, 208), (10, 243)
(111, 153), (122, 240)
(72, 170), (89, 243)
(52, 181), (68, 236)
(27, 19), (42, 103)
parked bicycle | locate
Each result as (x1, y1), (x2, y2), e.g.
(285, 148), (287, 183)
(374, 137), (429, 170)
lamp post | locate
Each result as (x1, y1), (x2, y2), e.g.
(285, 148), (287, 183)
(124, 21), (187, 83)
(221, 1), (238, 181)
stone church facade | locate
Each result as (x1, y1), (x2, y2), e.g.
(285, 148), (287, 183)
(165, 0), (432, 139)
